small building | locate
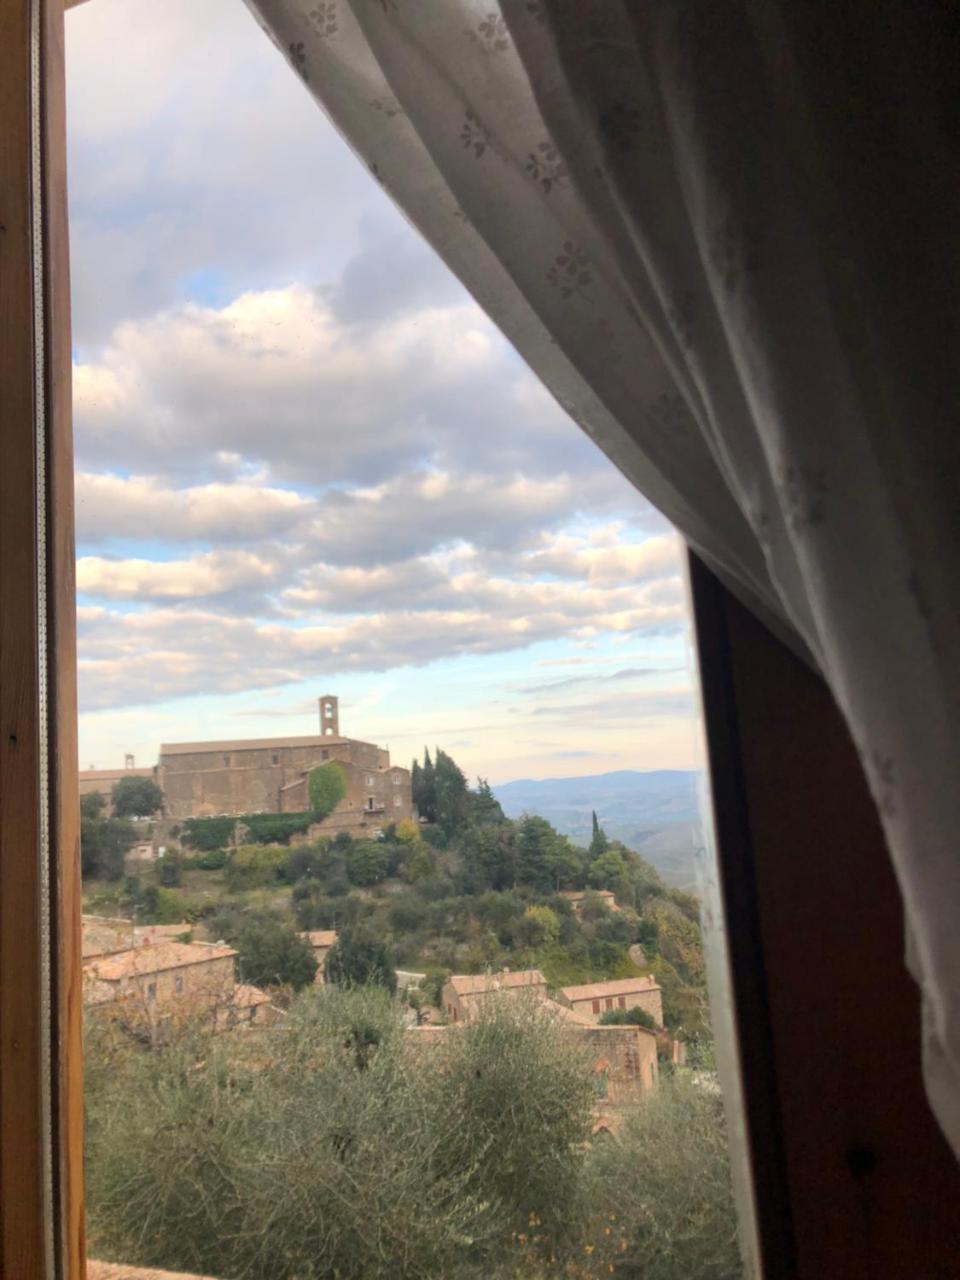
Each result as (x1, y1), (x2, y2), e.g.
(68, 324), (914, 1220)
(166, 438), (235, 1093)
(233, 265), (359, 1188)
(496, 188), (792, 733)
(299, 930), (337, 984)
(557, 976), (663, 1026)
(219, 983), (283, 1031)
(84, 941), (237, 1017)
(441, 969), (547, 1022)
(560, 889), (619, 916)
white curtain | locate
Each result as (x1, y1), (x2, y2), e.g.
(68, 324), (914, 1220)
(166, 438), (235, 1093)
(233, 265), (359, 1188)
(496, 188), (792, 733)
(243, 0), (960, 1155)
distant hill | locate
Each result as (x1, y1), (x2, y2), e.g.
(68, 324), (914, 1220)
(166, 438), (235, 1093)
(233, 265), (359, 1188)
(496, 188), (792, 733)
(492, 770), (704, 890)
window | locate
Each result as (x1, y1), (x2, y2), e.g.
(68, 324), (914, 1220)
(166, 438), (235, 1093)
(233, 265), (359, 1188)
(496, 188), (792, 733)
(393, 773), (402, 785)
(271, 753), (279, 765)
(174, 975), (184, 995)
(321, 748), (329, 760)
(366, 796), (375, 810)
(592, 999), (600, 1015)
(393, 794), (402, 807)
(222, 755), (230, 767)
(365, 775), (374, 787)
(146, 983), (157, 1002)
(618, 996), (626, 1009)
(605, 997), (613, 1010)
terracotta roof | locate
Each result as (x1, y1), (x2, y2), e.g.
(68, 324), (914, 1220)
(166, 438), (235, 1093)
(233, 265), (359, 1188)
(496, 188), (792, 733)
(560, 977), (660, 1001)
(159, 734), (350, 755)
(447, 969), (546, 996)
(232, 984), (271, 1009)
(86, 942), (236, 981)
(301, 930), (337, 947)
(80, 767), (154, 780)
(88, 1262), (220, 1280)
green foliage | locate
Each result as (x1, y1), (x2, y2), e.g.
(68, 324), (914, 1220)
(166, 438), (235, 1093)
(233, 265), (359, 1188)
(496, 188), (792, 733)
(111, 775), (164, 818)
(234, 916), (318, 991)
(181, 812), (314, 852)
(345, 840), (391, 887)
(587, 847), (629, 890)
(185, 846), (229, 871)
(80, 794), (137, 881)
(157, 851), (183, 887)
(224, 845), (290, 892)
(326, 925), (397, 994)
(577, 1076), (740, 1279)
(521, 904), (561, 948)
(599, 1005), (657, 1030)
(589, 809), (609, 857)
(472, 777), (505, 824)
(308, 761), (347, 818)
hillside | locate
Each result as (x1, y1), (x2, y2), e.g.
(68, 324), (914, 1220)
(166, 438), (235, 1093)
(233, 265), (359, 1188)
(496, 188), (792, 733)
(493, 770), (703, 889)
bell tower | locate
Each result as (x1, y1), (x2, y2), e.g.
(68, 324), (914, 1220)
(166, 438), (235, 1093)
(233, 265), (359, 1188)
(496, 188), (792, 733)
(318, 694), (340, 737)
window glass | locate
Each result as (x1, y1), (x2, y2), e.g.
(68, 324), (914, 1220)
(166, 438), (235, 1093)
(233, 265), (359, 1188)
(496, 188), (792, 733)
(68, 3), (737, 1277)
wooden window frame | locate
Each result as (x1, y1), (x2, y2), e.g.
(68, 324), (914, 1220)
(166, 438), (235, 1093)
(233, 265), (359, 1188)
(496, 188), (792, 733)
(3, 7), (960, 1279)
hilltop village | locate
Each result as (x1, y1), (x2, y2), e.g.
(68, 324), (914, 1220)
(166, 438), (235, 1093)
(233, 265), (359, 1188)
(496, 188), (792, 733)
(79, 693), (707, 1074)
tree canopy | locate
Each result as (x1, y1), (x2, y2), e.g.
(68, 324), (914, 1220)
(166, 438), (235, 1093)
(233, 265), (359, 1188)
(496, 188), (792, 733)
(234, 917), (318, 991)
(112, 775), (164, 818)
(325, 924), (397, 994)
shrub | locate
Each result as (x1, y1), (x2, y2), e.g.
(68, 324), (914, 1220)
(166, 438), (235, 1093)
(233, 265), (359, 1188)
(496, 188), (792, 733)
(599, 1005), (657, 1030)
(224, 845), (289, 892)
(326, 925), (397, 994)
(577, 1076), (740, 1279)
(345, 840), (391, 887)
(234, 917), (318, 991)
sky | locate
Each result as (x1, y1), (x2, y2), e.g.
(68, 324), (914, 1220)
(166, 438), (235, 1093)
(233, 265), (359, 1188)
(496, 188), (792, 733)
(66, 0), (698, 786)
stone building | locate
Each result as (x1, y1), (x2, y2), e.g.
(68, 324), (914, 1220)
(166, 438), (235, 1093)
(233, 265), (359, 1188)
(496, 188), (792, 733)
(560, 889), (619, 916)
(441, 969), (548, 1022)
(157, 695), (413, 835)
(84, 941), (238, 1015)
(557, 976), (663, 1026)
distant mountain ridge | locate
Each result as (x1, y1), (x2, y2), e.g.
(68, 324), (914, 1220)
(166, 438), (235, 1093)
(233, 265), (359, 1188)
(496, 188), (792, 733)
(492, 769), (703, 890)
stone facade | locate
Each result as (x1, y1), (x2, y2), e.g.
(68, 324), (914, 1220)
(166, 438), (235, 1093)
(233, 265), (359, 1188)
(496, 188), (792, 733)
(84, 942), (238, 1019)
(557, 977), (664, 1027)
(157, 697), (413, 834)
(441, 969), (548, 1022)
(299, 930), (337, 984)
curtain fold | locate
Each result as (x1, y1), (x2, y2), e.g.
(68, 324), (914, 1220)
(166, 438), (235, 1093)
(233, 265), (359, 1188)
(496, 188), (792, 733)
(243, 0), (960, 1156)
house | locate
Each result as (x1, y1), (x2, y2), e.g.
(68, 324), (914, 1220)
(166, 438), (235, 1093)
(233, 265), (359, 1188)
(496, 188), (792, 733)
(560, 889), (619, 916)
(557, 976), (663, 1026)
(157, 696), (413, 835)
(219, 983), (283, 1031)
(441, 969), (547, 1022)
(83, 941), (237, 1019)
(299, 930), (337, 983)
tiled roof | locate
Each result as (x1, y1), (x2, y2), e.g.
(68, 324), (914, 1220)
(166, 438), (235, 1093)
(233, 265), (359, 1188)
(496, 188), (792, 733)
(447, 969), (546, 996)
(88, 1262), (220, 1279)
(231, 983), (271, 1009)
(560, 977), (660, 1001)
(86, 942), (236, 981)
(301, 930), (337, 947)
(159, 735), (348, 755)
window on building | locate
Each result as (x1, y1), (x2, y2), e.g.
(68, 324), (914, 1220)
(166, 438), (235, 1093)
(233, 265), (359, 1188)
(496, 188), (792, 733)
(605, 997), (613, 1010)
(592, 999), (600, 1015)
(366, 796), (375, 810)
(174, 975), (183, 995)
(321, 748), (329, 760)
(393, 795), (402, 807)
(618, 996), (626, 1009)
(222, 755), (230, 767)
(324, 702), (334, 718)
(365, 775), (374, 787)
(271, 753), (279, 765)
(393, 773), (401, 785)
(146, 983), (157, 1002)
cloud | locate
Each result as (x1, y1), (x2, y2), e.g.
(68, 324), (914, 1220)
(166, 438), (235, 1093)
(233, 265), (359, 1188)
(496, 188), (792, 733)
(73, 285), (615, 489)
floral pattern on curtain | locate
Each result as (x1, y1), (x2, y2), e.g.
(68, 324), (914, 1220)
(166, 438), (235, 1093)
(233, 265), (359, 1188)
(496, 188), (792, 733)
(242, 0), (960, 1159)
